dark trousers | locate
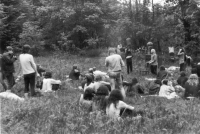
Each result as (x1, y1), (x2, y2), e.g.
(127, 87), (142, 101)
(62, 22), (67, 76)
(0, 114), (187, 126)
(2, 72), (15, 90)
(150, 65), (157, 75)
(24, 72), (36, 96)
(180, 63), (185, 72)
(126, 58), (132, 74)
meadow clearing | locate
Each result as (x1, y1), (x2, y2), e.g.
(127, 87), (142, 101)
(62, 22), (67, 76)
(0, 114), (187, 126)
(1, 50), (200, 134)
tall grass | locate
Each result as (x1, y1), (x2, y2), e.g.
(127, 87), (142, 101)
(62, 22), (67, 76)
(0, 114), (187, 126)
(1, 52), (199, 134)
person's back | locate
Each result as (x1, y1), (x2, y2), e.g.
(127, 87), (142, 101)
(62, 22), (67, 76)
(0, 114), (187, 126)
(19, 53), (36, 75)
(184, 82), (199, 98)
(42, 78), (61, 92)
(105, 54), (124, 72)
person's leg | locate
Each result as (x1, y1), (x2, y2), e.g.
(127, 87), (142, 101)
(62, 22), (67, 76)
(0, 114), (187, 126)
(0, 72), (7, 91)
(130, 60), (133, 73)
(24, 74), (30, 98)
(154, 65), (157, 75)
(6, 73), (15, 91)
(180, 63), (184, 72)
(29, 73), (36, 96)
(109, 78), (115, 91)
(116, 72), (126, 99)
(126, 59), (129, 74)
(150, 65), (154, 74)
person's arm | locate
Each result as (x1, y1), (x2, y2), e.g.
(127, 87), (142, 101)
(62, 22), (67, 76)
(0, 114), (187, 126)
(178, 49), (184, 56)
(2, 55), (16, 64)
(29, 55), (39, 76)
(50, 79), (61, 85)
(120, 57), (125, 67)
(118, 101), (134, 110)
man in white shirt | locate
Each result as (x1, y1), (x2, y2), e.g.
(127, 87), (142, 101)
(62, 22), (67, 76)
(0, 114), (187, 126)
(19, 45), (39, 98)
(105, 47), (125, 98)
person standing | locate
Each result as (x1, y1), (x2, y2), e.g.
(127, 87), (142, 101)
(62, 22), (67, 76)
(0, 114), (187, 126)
(1, 46), (17, 92)
(148, 49), (158, 75)
(178, 48), (186, 72)
(105, 47), (125, 98)
(125, 45), (132, 74)
(19, 45), (39, 98)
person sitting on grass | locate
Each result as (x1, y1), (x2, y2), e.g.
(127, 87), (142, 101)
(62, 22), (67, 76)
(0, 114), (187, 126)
(41, 72), (61, 93)
(106, 89), (134, 120)
(69, 64), (80, 81)
(159, 79), (178, 99)
(174, 85), (185, 98)
(82, 74), (94, 92)
(184, 74), (200, 99)
(79, 87), (95, 111)
(126, 78), (146, 96)
(92, 85), (110, 113)
(148, 79), (162, 95)
(90, 74), (111, 92)
(157, 65), (169, 81)
(177, 71), (188, 88)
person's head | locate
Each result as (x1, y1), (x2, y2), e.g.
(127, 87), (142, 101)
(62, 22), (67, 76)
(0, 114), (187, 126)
(151, 49), (156, 55)
(6, 46), (13, 55)
(44, 72), (52, 78)
(89, 68), (93, 74)
(108, 47), (116, 55)
(132, 78), (138, 85)
(83, 87), (95, 100)
(93, 67), (96, 71)
(85, 73), (93, 84)
(96, 85), (109, 96)
(162, 79), (168, 85)
(94, 74), (102, 82)
(107, 90), (124, 108)
(187, 74), (199, 86)
(22, 44), (31, 54)
(159, 65), (165, 71)
(73, 65), (77, 70)
(180, 71), (186, 77)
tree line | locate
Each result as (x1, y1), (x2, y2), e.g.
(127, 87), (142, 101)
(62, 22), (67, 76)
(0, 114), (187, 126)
(0, 0), (200, 56)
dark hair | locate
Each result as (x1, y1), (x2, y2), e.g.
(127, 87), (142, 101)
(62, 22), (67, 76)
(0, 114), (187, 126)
(180, 71), (186, 77)
(83, 87), (95, 100)
(160, 65), (165, 71)
(162, 79), (168, 85)
(154, 79), (162, 86)
(106, 90), (123, 108)
(44, 72), (52, 78)
(132, 78), (138, 86)
(22, 44), (31, 54)
(85, 74), (93, 86)
(96, 85), (109, 96)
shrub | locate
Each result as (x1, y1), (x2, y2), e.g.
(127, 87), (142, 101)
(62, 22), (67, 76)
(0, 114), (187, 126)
(85, 49), (102, 57)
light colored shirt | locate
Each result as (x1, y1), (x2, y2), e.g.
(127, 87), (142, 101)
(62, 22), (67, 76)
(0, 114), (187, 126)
(41, 78), (61, 92)
(159, 85), (178, 99)
(149, 54), (158, 65)
(105, 54), (125, 72)
(89, 81), (110, 92)
(19, 54), (36, 75)
(178, 51), (185, 64)
(106, 101), (134, 119)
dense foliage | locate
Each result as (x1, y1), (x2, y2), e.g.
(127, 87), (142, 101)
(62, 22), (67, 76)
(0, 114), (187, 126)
(0, 0), (200, 55)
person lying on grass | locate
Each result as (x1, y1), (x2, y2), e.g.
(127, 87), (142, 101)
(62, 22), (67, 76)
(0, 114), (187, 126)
(106, 89), (134, 120)
(159, 79), (179, 99)
(92, 85), (110, 113)
(184, 74), (200, 99)
(79, 87), (95, 111)
(41, 72), (61, 93)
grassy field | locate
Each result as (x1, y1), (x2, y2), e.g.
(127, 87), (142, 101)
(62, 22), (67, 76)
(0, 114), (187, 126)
(1, 51), (200, 134)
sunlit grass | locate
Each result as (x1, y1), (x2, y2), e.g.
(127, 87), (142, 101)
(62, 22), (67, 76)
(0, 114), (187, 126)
(1, 51), (199, 134)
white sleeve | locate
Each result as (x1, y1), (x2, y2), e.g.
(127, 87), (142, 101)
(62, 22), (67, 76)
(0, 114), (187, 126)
(50, 79), (61, 84)
(30, 55), (36, 67)
(118, 101), (134, 110)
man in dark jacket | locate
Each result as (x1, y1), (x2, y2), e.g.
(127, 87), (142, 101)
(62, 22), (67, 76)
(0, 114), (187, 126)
(125, 45), (132, 74)
(1, 46), (17, 91)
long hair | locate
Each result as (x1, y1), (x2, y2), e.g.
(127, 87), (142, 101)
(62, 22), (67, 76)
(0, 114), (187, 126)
(83, 87), (95, 100)
(187, 74), (199, 86)
(106, 90), (123, 108)
(93, 85), (109, 111)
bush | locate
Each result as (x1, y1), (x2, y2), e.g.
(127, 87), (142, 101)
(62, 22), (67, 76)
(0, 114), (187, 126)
(85, 49), (102, 57)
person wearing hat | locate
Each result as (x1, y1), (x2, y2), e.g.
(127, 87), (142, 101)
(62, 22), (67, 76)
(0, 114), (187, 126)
(19, 45), (40, 98)
(105, 47), (125, 98)
(1, 46), (17, 92)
